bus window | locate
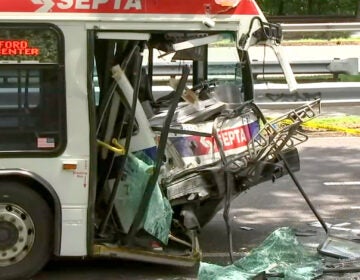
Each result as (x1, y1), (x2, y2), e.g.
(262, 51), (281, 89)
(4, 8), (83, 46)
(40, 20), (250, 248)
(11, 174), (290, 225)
(0, 24), (66, 155)
(207, 34), (245, 103)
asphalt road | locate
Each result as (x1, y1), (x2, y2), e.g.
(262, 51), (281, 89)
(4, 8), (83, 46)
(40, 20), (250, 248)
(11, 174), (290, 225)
(32, 136), (360, 280)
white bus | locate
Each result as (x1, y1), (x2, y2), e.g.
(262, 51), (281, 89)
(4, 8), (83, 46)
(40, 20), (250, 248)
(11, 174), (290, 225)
(0, 1), (319, 279)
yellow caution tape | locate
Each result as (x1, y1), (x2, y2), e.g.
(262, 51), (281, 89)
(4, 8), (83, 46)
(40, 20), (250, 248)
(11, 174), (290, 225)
(301, 122), (360, 136)
(266, 117), (360, 136)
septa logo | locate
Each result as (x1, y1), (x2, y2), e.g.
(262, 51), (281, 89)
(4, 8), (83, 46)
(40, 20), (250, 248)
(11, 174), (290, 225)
(31, 0), (142, 12)
(32, 0), (55, 12)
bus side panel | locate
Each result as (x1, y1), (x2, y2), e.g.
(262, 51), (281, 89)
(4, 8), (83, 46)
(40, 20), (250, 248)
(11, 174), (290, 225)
(0, 23), (90, 256)
(56, 23), (90, 256)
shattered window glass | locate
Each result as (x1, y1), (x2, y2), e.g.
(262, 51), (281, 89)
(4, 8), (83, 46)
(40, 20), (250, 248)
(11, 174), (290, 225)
(198, 227), (323, 280)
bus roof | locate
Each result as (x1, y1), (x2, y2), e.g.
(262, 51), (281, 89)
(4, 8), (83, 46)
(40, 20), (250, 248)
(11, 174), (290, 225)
(0, 0), (261, 16)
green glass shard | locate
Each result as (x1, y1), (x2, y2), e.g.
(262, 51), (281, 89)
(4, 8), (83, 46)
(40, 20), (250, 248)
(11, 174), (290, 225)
(114, 152), (172, 244)
(199, 227), (323, 280)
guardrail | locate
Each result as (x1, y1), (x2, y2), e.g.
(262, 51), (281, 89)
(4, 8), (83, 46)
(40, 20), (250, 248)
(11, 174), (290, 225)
(281, 22), (360, 32)
(254, 81), (360, 105)
(148, 58), (359, 80)
(149, 59), (360, 108)
(248, 59), (358, 77)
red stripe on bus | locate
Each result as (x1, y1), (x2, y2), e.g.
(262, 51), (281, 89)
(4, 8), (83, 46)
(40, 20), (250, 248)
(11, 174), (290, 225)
(0, 0), (259, 15)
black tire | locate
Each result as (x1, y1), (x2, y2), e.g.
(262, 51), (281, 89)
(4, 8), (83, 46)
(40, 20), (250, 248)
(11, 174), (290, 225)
(0, 181), (53, 280)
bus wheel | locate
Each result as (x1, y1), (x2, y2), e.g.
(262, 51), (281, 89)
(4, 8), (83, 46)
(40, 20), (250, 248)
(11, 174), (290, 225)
(0, 182), (53, 280)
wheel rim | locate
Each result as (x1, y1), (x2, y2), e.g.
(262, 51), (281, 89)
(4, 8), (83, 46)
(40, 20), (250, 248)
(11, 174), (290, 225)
(0, 204), (35, 266)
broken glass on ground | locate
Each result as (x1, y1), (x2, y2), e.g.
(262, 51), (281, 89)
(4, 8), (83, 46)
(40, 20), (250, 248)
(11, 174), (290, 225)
(318, 235), (360, 259)
(198, 227), (323, 280)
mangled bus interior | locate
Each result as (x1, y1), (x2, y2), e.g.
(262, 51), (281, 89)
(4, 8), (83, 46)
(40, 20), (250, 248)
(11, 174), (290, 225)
(90, 29), (320, 262)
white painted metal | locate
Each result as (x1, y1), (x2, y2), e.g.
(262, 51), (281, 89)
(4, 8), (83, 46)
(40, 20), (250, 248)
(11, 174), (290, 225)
(0, 23), (90, 256)
(96, 32), (150, 40)
(61, 206), (88, 255)
(173, 34), (226, 51)
(111, 65), (157, 152)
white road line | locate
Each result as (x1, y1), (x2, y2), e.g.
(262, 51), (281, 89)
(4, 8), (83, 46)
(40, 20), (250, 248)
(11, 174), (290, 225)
(323, 181), (360, 186)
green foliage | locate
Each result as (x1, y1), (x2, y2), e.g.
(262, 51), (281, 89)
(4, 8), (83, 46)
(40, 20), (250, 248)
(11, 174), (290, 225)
(339, 74), (360, 82)
(256, 0), (359, 16)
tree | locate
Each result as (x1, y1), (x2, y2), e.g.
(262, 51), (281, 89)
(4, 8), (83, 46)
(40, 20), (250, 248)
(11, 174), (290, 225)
(256, 0), (358, 16)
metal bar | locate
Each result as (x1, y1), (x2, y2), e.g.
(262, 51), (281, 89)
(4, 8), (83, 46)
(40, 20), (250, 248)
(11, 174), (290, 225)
(254, 81), (360, 101)
(281, 22), (360, 32)
(269, 15), (358, 24)
(96, 32), (150, 40)
(279, 151), (329, 234)
(125, 65), (190, 245)
(251, 59), (359, 76)
(148, 58), (359, 77)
